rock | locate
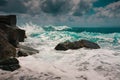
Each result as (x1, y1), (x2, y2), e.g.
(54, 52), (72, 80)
(55, 39), (100, 51)
(0, 58), (20, 71)
(0, 15), (26, 47)
(17, 50), (28, 57)
(17, 45), (39, 57)
(18, 44), (39, 53)
(79, 39), (100, 49)
(0, 15), (25, 71)
(55, 41), (71, 51)
(17, 28), (26, 42)
(0, 15), (16, 26)
(0, 29), (16, 60)
(0, 23), (26, 47)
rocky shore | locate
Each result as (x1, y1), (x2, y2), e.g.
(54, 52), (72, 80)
(0, 15), (38, 71)
(0, 15), (100, 72)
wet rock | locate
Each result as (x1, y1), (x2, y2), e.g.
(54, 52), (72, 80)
(17, 50), (28, 57)
(79, 39), (100, 49)
(0, 58), (20, 71)
(0, 29), (16, 60)
(0, 23), (26, 47)
(55, 39), (100, 51)
(0, 15), (26, 71)
(17, 45), (39, 57)
(0, 15), (16, 26)
(55, 41), (71, 50)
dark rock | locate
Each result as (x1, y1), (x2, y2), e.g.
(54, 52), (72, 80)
(17, 29), (26, 42)
(0, 58), (20, 71)
(55, 39), (100, 51)
(18, 45), (39, 53)
(0, 23), (26, 47)
(79, 39), (100, 49)
(17, 45), (39, 57)
(0, 15), (16, 26)
(54, 41), (70, 51)
(0, 15), (25, 71)
(17, 50), (28, 57)
(0, 58), (19, 65)
(0, 29), (16, 60)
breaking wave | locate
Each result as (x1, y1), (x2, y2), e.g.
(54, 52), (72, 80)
(1, 23), (120, 80)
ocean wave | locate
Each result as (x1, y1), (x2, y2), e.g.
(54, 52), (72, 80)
(18, 23), (120, 50)
(18, 22), (45, 36)
(1, 23), (120, 80)
(43, 25), (71, 31)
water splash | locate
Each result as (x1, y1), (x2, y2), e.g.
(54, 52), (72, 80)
(2, 23), (118, 80)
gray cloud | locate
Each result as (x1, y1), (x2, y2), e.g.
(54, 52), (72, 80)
(0, 0), (7, 6)
(0, 0), (96, 16)
(95, 1), (120, 18)
(40, 0), (96, 16)
(0, 0), (27, 13)
(72, 0), (96, 16)
(21, 0), (41, 14)
(40, 0), (67, 15)
(0, 0), (120, 27)
(40, 0), (74, 16)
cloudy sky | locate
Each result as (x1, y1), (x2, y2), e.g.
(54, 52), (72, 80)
(0, 0), (120, 27)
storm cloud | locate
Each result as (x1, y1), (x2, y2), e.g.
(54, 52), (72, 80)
(0, 0), (27, 13)
(73, 0), (95, 16)
(0, 0), (120, 27)
(95, 1), (120, 18)
(40, 0), (69, 15)
(0, 0), (96, 16)
(0, 0), (7, 6)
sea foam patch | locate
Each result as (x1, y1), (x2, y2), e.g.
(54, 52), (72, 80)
(1, 23), (120, 80)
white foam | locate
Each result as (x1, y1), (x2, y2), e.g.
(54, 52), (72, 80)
(1, 24), (120, 80)
(1, 43), (120, 80)
(19, 22), (44, 36)
(44, 25), (70, 31)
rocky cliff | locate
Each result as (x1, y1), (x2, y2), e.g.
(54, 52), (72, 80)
(0, 15), (26, 71)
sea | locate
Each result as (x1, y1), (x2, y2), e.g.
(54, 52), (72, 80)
(0, 22), (120, 80)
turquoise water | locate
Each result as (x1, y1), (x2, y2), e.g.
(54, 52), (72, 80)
(42, 26), (120, 33)
(3, 23), (119, 80)
(64, 27), (120, 33)
(20, 23), (120, 51)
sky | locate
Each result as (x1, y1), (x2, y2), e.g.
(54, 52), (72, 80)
(0, 0), (120, 27)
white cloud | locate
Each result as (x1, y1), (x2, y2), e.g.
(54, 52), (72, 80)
(74, 0), (96, 16)
(1, 0), (120, 27)
(94, 1), (120, 18)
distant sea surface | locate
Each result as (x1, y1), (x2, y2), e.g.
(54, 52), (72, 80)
(65, 27), (120, 33)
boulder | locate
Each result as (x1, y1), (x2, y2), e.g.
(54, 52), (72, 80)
(17, 50), (28, 57)
(78, 39), (100, 49)
(17, 45), (39, 57)
(55, 41), (71, 51)
(55, 39), (100, 51)
(0, 58), (20, 71)
(0, 29), (16, 60)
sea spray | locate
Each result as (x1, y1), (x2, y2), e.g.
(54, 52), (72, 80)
(19, 22), (120, 50)
(0, 23), (120, 80)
